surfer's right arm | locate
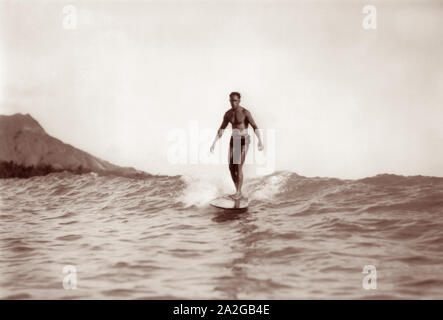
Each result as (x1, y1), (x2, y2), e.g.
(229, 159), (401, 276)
(210, 111), (230, 153)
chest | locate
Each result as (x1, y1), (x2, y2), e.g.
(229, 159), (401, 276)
(228, 110), (246, 124)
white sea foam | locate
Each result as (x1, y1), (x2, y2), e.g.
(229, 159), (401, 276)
(178, 175), (223, 207)
(247, 171), (292, 201)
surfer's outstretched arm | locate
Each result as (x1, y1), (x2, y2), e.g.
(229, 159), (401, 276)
(210, 112), (229, 152)
(246, 110), (264, 151)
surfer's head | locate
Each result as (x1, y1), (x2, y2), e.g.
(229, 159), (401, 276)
(229, 92), (241, 108)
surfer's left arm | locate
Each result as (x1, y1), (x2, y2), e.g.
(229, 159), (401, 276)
(246, 110), (264, 151)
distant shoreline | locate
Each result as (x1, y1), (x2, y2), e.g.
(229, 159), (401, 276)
(0, 160), (89, 179)
(0, 160), (150, 179)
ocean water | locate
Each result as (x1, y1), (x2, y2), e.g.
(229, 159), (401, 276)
(1, 171), (443, 299)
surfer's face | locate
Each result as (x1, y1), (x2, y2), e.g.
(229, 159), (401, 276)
(230, 96), (240, 108)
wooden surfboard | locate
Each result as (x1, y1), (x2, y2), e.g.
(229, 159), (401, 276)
(209, 195), (249, 210)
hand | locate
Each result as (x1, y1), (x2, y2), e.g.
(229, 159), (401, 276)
(210, 144), (215, 153)
(258, 141), (264, 151)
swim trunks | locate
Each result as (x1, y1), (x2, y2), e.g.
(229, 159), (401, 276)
(229, 134), (250, 164)
(229, 134), (251, 147)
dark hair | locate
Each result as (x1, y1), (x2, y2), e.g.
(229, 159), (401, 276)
(229, 92), (241, 99)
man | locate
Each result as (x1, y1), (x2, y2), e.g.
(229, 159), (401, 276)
(210, 92), (264, 199)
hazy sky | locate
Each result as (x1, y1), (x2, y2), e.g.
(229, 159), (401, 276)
(1, 0), (442, 179)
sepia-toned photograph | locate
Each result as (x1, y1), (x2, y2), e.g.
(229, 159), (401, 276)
(1, 0), (443, 304)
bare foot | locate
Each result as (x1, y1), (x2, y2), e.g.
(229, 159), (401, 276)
(230, 192), (242, 200)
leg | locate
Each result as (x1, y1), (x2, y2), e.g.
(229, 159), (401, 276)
(236, 143), (249, 197)
(232, 137), (249, 199)
(228, 143), (238, 193)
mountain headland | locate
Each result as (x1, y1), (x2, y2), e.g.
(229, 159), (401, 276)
(0, 113), (149, 179)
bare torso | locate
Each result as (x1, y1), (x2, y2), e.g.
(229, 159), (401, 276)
(225, 107), (249, 135)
